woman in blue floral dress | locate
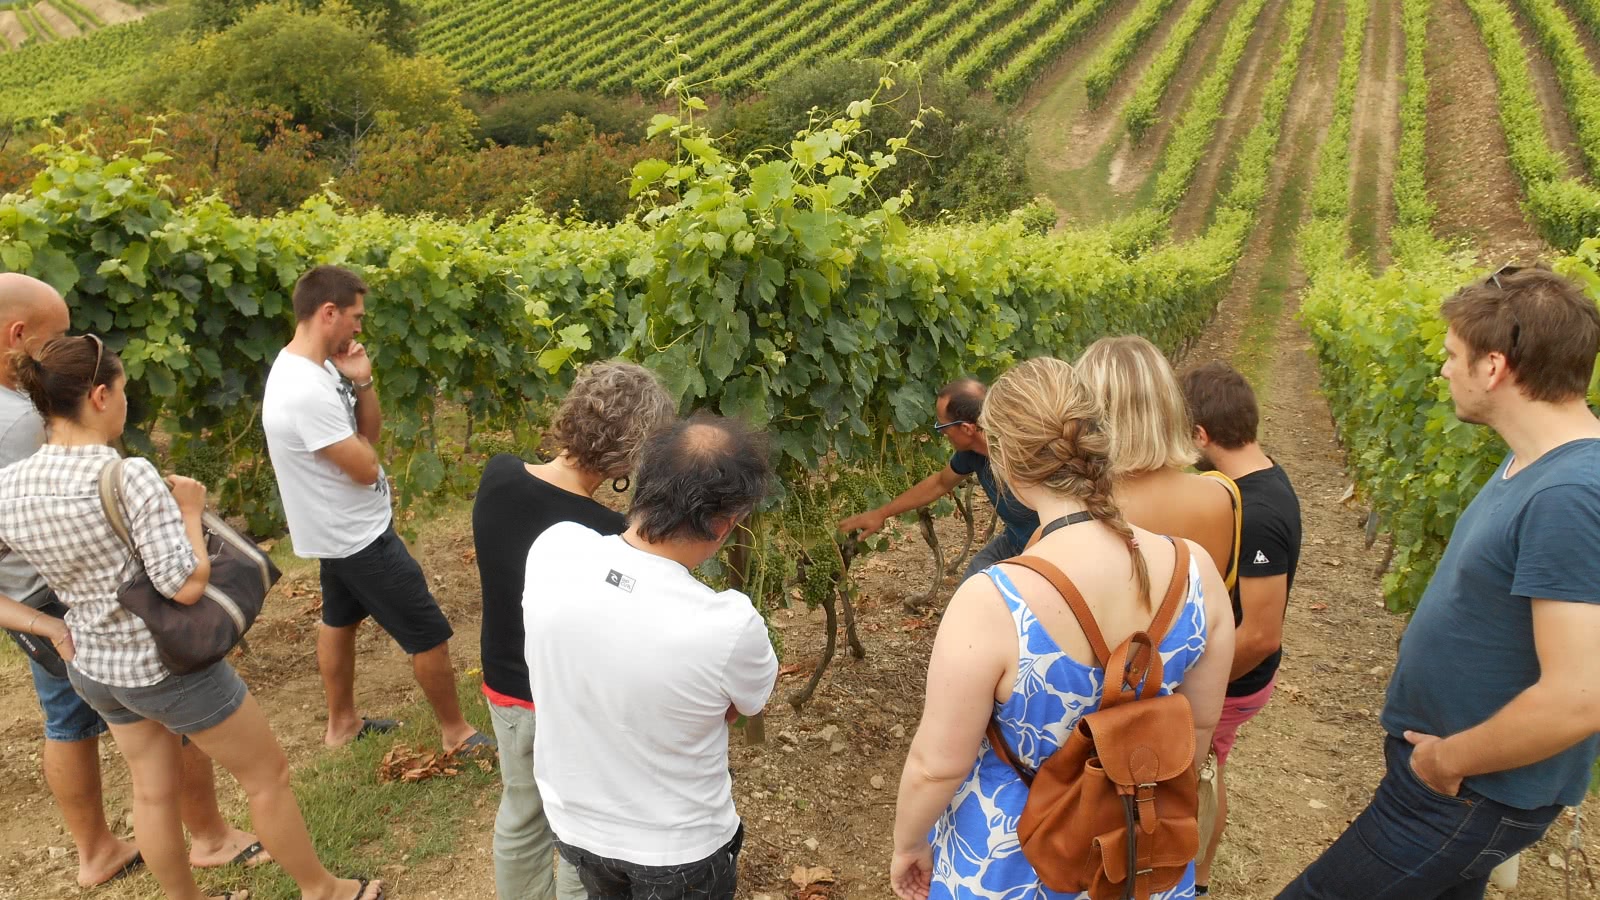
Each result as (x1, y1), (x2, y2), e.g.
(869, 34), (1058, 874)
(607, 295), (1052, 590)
(889, 357), (1235, 900)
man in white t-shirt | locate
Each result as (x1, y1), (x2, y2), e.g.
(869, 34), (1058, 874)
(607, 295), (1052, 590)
(262, 265), (485, 753)
(525, 415), (778, 899)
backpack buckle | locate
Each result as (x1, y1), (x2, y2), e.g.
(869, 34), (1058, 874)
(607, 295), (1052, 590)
(1135, 781), (1159, 834)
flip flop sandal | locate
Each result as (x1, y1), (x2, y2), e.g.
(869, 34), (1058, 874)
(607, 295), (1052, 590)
(227, 840), (268, 868)
(354, 718), (400, 741)
(349, 877), (384, 900)
(450, 731), (496, 755)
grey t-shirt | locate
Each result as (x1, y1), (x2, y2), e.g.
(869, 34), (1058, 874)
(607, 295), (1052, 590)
(0, 386), (46, 599)
(1382, 438), (1600, 809)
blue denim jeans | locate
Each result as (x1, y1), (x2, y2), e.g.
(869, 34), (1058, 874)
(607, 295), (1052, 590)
(1277, 735), (1563, 899)
(30, 657), (107, 743)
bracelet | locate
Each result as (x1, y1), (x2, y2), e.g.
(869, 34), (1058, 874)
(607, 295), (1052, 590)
(26, 610), (43, 634)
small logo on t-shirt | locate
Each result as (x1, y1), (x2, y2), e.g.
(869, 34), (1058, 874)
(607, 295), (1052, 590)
(1253, 550), (1269, 565)
(605, 570), (636, 592)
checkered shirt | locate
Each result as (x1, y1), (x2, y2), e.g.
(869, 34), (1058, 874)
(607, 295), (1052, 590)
(0, 444), (197, 687)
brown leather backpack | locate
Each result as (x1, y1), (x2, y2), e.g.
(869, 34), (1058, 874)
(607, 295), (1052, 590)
(987, 540), (1200, 900)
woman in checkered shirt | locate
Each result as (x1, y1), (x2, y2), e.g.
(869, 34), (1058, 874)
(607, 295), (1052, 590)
(0, 336), (383, 900)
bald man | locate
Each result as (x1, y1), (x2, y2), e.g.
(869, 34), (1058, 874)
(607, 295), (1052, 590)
(0, 274), (265, 886)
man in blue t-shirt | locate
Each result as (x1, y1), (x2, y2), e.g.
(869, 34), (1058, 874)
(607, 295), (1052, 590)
(1281, 266), (1600, 899)
(838, 378), (1039, 581)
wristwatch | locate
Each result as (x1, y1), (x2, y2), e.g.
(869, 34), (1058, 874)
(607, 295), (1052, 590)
(353, 377), (375, 392)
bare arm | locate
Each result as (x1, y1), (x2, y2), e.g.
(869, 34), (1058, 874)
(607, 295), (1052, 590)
(892, 576), (1011, 858)
(1410, 599), (1600, 794)
(1176, 540), (1235, 771)
(166, 476), (212, 607)
(840, 465), (964, 535)
(330, 341), (381, 446)
(1230, 574), (1288, 680)
(318, 433), (382, 486)
(0, 593), (72, 660)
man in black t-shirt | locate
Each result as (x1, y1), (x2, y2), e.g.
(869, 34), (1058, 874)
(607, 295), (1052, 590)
(838, 378), (1040, 581)
(1182, 361), (1302, 897)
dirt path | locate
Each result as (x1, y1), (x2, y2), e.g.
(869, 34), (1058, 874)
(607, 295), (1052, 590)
(1170, 0), (1293, 238)
(1349, 0), (1404, 267)
(1425, 0), (1550, 261)
(33, 2), (81, 39)
(1107, 0), (1254, 195)
(1185, 0), (1343, 366)
(0, 11), (27, 48)
(1508, 0), (1587, 179)
(77, 0), (142, 26)
(1023, 0), (1187, 225)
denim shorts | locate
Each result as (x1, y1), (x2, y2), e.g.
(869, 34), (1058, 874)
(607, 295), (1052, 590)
(67, 659), (249, 735)
(29, 658), (108, 742)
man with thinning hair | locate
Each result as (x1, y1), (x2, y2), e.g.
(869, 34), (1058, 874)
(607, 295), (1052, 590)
(1280, 265), (1600, 899)
(838, 378), (1040, 580)
(525, 414), (778, 900)
(0, 274), (265, 886)
(262, 265), (487, 753)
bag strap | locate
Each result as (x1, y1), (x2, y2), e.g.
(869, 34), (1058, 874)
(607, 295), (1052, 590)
(1005, 555), (1113, 666)
(96, 457), (140, 564)
(1101, 538), (1192, 709)
(985, 719), (1034, 786)
(1200, 469), (1243, 591)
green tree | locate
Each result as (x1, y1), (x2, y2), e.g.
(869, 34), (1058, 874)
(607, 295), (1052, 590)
(183, 0), (418, 51)
(146, 3), (473, 156)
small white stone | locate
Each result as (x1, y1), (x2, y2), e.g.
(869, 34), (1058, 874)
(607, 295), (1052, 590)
(47, 846), (68, 859)
(870, 775), (886, 789)
(830, 741), (847, 755)
(1550, 852), (1568, 870)
(1308, 799), (1328, 810)
(804, 837), (820, 852)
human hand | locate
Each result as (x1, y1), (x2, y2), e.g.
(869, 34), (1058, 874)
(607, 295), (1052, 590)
(890, 845), (933, 900)
(166, 475), (207, 519)
(839, 509), (888, 537)
(1404, 730), (1463, 797)
(331, 341), (373, 383)
(44, 618), (74, 663)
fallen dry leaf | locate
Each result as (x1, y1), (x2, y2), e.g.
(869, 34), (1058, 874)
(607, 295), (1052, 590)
(778, 659), (816, 678)
(376, 743), (491, 784)
(1309, 603), (1328, 611)
(790, 866), (836, 888)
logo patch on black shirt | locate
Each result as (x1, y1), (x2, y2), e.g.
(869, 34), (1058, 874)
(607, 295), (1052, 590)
(605, 570), (636, 592)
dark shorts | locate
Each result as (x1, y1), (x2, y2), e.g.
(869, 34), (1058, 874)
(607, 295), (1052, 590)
(556, 824), (744, 900)
(320, 527), (453, 655)
(67, 660), (248, 735)
(30, 658), (108, 742)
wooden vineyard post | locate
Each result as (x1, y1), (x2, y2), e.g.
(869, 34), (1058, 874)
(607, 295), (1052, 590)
(946, 481), (977, 576)
(725, 522), (765, 745)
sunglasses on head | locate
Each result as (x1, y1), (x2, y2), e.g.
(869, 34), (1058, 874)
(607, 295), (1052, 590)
(84, 333), (104, 386)
(933, 419), (970, 433)
(1486, 265), (1528, 355)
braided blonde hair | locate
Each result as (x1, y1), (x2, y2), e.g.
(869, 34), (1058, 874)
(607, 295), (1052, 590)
(981, 357), (1152, 609)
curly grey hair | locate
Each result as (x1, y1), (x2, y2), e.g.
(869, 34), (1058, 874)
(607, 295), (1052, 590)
(550, 360), (676, 478)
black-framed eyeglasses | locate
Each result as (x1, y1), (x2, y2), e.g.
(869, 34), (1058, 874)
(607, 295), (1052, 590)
(84, 333), (104, 386)
(1488, 264), (1526, 354)
(933, 419), (970, 433)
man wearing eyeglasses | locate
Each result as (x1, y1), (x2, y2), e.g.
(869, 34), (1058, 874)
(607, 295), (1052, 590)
(1279, 265), (1600, 899)
(838, 378), (1039, 581)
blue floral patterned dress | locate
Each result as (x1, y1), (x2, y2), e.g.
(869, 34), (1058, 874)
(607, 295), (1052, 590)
(929, 553), (1210, 900)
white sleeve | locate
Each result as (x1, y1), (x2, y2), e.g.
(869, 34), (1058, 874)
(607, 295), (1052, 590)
(299, 382), (356, 453)
(722, 600), (778, 716)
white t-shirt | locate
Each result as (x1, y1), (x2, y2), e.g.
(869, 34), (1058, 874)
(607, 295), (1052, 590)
(261, 350), (391, 558)
(524, 522), (778, 866)
(0, 385), (46, 599)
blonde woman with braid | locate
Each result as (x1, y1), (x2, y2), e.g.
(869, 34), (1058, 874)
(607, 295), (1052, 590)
(889, 357), (1234, 900)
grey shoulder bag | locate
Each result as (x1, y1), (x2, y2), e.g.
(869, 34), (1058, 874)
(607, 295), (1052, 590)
(98, 458), (279, 675)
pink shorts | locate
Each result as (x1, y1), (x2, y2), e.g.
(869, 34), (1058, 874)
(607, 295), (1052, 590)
(1209, 677), (1276, 767)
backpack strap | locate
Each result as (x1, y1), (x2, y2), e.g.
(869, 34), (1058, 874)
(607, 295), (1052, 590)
(1201, 469), (1243, 591)
(1004, 555), (1112, 666)
(1103, 537), (1192, 708)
